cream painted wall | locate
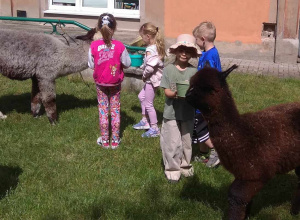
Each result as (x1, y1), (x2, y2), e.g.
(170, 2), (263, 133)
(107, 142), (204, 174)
(13, 0), (40, 17)
(143, 0), (164, 30)
(0, 0), (12, 16)
(164, 0), (271, 44)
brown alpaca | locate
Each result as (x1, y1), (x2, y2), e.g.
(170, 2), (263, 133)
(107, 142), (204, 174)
(186, 65), (300, 220)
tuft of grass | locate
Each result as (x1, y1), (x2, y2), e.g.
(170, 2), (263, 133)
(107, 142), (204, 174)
(0, 73), (299, 220)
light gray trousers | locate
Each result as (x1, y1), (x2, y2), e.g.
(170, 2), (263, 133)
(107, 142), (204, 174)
(160, 118), (194, 181)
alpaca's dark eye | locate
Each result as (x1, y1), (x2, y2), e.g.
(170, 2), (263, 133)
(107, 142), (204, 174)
(201, 86), (214, 93)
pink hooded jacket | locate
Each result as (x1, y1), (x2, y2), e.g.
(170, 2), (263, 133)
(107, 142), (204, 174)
(141, 53), (164, 88)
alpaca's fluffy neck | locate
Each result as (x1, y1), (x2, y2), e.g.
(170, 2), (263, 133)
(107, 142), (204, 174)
(203, 89), (241, 140)
(59, 43), (89, 76)
(208, 91), (239, 122)
(202, 89), (245, 173)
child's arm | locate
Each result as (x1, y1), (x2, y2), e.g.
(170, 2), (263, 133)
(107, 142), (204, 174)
(142, 54), (161, 80)
(164, 88), (177, 98)
(88, 48), (94, 69)
(121, 49), (131, 69)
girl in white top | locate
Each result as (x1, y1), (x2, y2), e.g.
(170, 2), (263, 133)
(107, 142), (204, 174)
(132, 22), (166, 138)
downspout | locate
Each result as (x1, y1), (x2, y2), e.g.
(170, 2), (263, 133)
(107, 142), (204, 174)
(273, 0), (279, 63)
(10, 0), (14, 16)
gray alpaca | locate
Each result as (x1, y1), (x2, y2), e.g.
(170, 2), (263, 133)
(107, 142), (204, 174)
(0, 29), (90, 124)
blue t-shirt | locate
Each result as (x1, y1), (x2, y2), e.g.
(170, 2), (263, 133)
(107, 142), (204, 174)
(196, 46), (221, 114)
(197, 47), (221, 71)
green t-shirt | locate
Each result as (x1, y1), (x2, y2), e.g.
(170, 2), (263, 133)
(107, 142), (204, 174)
(160, 64), (197, 121)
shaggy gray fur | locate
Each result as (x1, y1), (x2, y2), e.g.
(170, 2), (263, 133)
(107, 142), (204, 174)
(0, 29), (90, 124)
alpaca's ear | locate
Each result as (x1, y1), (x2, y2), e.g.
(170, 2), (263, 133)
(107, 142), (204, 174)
(221, 64), (238, 79)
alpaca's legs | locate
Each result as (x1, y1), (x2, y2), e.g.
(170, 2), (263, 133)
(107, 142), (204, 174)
(228, 179), (265, 220)
(31, 77), (42, 117)
(291, 166), (300, 215)
(38, 79), (57, 125)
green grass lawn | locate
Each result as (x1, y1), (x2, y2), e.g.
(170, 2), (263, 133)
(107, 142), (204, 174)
(0, 73), (300, 220)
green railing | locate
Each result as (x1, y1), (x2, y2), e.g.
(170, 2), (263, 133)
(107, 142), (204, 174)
(0, 16), (145, 51)
(0, 16), (91, 34)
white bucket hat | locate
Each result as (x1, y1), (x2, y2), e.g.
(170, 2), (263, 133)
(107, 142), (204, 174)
(168, 34), (201, 56)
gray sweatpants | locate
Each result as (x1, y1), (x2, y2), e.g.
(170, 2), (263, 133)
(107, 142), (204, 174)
(160, 118), (194, 181)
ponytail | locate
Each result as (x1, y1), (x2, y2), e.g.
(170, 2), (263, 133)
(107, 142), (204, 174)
(100, 25), (113, 47)
(154, 28), (166, 59)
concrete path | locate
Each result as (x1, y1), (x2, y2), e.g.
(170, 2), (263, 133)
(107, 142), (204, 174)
(221, 57), (300, 79)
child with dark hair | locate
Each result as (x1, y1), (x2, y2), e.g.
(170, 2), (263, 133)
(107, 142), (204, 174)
(87, 13), (131, 149)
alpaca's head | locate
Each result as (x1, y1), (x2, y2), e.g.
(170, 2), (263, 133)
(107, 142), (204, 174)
(186, 65), (238, 113)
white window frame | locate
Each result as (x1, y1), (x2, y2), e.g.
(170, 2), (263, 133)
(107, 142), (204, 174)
(44, 0), (140, 19)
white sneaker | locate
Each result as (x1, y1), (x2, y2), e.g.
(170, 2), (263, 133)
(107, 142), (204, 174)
(0, 111), (7, 119)
(97, 137), (109, 149)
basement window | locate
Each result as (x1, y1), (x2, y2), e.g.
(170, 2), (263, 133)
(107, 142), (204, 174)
(262, 22), (276, 38)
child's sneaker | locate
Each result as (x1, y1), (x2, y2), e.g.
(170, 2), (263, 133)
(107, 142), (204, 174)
(141, 127), (160, 138)
(133, 120), (150, 130)
(111, 139), (121, 150)
(180, 166), (194, 178)
(0, 111), (7, 119)
(206, 149), (220, 168)
(194, 155), (209, 163)
(97, 137), (110, 149)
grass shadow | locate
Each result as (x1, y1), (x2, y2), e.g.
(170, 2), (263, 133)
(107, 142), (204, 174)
(0, 165), (23, 200)
(180, 173), (297, 219)
(251, 173), (297, 216)
(84, 179), (182, 220)
(0, 93), (95, 116)
(120, 110), (136, 138)
(180, 175), (229, 212)
(56, 93), (96, 113)
(131, 105), (142, 113)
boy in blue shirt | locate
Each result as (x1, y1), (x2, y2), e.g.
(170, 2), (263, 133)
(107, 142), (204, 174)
(192, 21), (221, 168)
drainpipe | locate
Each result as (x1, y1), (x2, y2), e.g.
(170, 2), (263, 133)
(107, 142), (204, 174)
(274, 0), (279, 63)
(10, 0), (14, 16)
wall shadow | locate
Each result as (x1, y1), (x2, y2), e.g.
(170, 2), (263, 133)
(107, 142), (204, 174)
(0, 165), (23, 200)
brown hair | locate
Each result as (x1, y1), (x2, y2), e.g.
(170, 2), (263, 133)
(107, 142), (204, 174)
(139, 22), (166, 58)
(97, 13), (117, 47)
(193, 21), (216, 42)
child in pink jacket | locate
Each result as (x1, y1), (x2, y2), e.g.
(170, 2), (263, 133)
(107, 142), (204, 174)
(87, 13), (131, 149)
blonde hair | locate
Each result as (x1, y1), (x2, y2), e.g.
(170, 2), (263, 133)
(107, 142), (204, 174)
(193, 21), (216, 42)
(139, 22), (166, 58)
